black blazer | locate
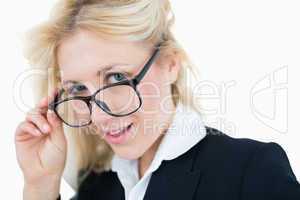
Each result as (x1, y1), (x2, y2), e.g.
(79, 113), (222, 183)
(70, 126), (300, 200)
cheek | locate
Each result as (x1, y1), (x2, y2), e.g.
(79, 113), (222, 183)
(136, 66), (169, 110)
(137, 79), (163, 114)
(138, 86), (172, 119)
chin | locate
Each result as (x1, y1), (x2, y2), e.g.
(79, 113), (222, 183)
(112, 146), (145, 160)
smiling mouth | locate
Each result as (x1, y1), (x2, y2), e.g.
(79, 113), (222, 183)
(105, 123), (133, 136)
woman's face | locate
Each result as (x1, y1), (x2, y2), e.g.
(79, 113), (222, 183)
(57, 29), (180, 160)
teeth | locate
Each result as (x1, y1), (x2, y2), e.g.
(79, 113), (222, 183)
(110, 129), (122, 135)
(107, 124), (131, 136)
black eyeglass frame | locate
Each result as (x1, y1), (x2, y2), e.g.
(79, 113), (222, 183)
(49, 43), (162, 127)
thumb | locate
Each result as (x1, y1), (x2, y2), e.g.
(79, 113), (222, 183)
(47, 110), (66, 152)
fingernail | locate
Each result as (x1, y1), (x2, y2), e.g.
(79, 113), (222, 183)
(43, 124), (50, 133)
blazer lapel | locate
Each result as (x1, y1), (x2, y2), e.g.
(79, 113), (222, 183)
(143, 168), (202, 200)
(143, 144), (203, 200)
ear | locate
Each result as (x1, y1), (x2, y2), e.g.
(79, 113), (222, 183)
(161, 52), (181, 85)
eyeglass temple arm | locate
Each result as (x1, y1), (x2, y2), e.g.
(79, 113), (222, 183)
(48, 89), (65, 110)
(133, 43), (161, 85)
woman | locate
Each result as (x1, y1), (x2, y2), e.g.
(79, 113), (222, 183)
(15, 0), (300, 199)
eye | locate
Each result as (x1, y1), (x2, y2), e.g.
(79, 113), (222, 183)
(106, 72), (128, 84)
(67, 84), (88, 96)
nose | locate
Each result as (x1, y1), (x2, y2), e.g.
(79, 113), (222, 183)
(90, 102), (116, 130)
(91, 102), (120, 131)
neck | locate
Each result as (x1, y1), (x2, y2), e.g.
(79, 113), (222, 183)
(138, 101), (177, 179)
(138, 133), (164, 179)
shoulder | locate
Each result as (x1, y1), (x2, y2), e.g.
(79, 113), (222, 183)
(192, 126), (292, 163)
(193, 126), (297, 177)
(190, 126), (300, 199)
(199, 126), (269, 154)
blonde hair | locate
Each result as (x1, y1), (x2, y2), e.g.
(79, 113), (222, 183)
(23, 0), (201, 186)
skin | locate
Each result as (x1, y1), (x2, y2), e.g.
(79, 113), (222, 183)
(15, 28), (180, 198)
(57, 29), (180, 177)
(15, 91), (67, 200)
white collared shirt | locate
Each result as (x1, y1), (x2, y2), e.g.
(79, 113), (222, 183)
(111, 102), (207, 200)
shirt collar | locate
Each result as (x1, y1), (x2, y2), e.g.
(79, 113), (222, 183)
(111, 101), (207, 177)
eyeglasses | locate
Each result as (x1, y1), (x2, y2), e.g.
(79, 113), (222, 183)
(49, 43), (161, 127)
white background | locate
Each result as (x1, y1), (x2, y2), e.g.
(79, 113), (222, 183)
(1, 0), (299, 199)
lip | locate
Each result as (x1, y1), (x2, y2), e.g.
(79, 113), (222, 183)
(104, 123), (133, 145)
(104, 123), (133, 135)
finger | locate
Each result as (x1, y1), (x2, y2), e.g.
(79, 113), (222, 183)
(26, 112), (51, 134)
(37, 89), (59, 109)
(47, 110), (66, 152)
(37, 96), (48, 109)
(47, 109), (62, 129)
(15, 121), (43, 140)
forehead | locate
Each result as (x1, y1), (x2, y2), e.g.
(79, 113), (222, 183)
(56, 29), (150, 81)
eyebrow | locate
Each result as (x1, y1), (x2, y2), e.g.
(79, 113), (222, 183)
(96, 65), (114, 76)
(62, 63), (132, 86)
